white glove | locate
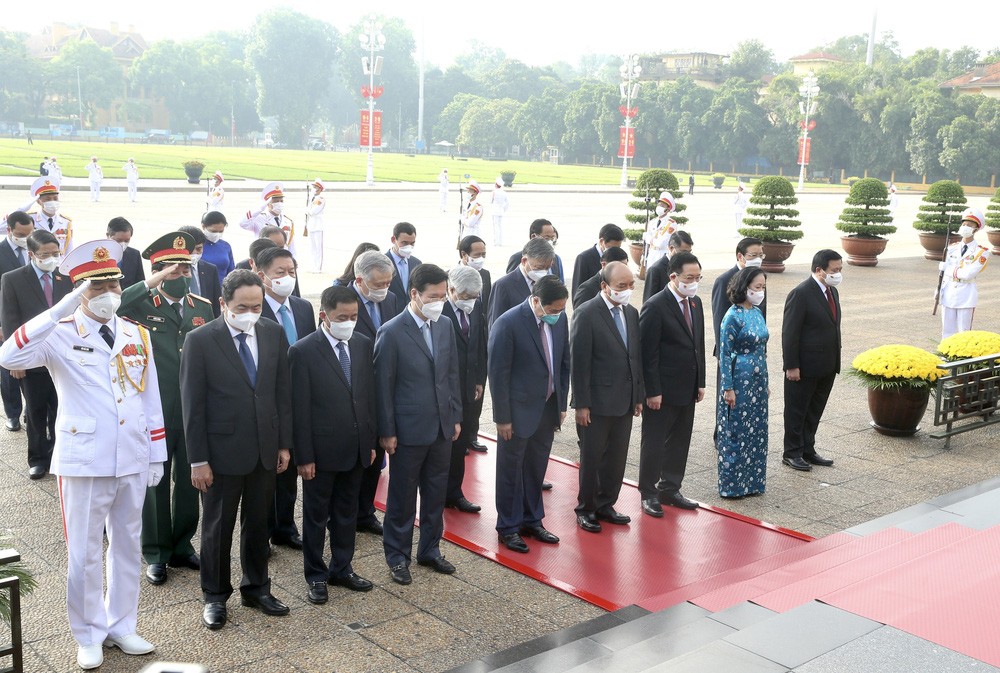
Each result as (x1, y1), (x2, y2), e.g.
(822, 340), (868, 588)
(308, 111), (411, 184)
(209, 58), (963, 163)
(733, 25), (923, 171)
(148, 462), (165, 487)
(50, 280), (91, 322)
(938, 262), (946, 272)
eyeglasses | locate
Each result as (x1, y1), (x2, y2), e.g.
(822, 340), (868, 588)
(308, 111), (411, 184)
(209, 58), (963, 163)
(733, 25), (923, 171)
(744, 253), (767, 260)
(679, 275), (703, 283)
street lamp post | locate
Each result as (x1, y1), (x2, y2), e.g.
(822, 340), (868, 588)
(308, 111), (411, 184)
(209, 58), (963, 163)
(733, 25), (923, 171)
(359, 17), (385, 187)
(76, 66), (84, 131)
(797, 71), (820, 190)
(619, 55), (641, 189)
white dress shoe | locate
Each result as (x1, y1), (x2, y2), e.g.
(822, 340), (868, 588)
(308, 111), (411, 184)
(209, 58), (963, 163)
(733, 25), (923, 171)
(77, 644), (103, 669)
(102, 633), (155, 655)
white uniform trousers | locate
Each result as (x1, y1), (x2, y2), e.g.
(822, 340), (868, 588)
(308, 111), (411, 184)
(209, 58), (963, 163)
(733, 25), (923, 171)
(493, 215), (504, 246)
(439, 188), (448, 211)
(462, 223), (481, 238)
(59, 472), (146, 646)
(89, 181), (101, 201)
(127, 181), (138, 202)
(941, 307), (974, 339)
(309, 229), (324, 272)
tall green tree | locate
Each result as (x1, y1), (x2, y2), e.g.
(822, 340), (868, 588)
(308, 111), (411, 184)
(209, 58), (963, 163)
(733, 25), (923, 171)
(560, 82), (617, 163)
(511, 85), (569, 155)
(433, 93), (484, 144)
(727, 39), (780, 81)
(48, 40), (124, 126)
(0, 31), (43, 121)
(700, 78), (769, 164)
(457, 97), (520, 152)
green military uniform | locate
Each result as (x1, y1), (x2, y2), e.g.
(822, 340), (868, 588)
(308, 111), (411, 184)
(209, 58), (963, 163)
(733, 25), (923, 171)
(117, 233), (215, 568)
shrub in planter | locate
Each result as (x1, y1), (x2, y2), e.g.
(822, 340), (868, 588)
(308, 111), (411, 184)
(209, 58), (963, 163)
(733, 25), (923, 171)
(500, 171), (516, 187)
(626, 169), (687, 227)
(183, 160), (205, 184)
(712, 173), (726, 188)
(836, 178), (896, 238)
(847, 176), (861, 186)
(737, 176), (802, 243)
(913, 180), (967, 236)
(622, 228), (645, 242)
(987, 187), (1000, 230)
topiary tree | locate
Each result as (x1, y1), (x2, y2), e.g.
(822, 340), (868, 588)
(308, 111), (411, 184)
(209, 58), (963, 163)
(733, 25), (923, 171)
(626, 168), (687, 228)
(913, 180), (966, 236)
(835, 178), (896, 239)
(986, 187), (1000, 231)
(737, 175), (802, 242)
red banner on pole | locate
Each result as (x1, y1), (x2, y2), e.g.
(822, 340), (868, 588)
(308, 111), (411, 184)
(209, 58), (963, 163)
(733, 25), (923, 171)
(360, 109), (383, 148)
(360, 109), (370, 146)
(797, 137), (812, 166)
(618, 126), (635, 159)
(372, 110), (382, 147)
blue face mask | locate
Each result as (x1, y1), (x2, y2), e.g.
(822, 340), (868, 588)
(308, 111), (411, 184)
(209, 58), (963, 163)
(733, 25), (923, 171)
(540, 313), (560, 326)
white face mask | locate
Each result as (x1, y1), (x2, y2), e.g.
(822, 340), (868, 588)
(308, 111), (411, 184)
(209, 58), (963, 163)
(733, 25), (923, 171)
(419, 297), (445, 322)
(397, 244), (414, 259)
(85, 292), (122, 320)
(455, 298), (477, 314)
(743, 256), (763, 268)
(270, 201), (285, 216)
(11, 235), (28, 249)
(655, 204), (672, 218)
(204, 230), (222, 243)
(364, 285), (389, 303)
(526, 267), (549, 283)
(227, 309), (259, 332)
(958, 225), (976, 239)
(824, 272), (843, 287)
(266, 274), (295, 298)
(675, 280), (698, 297)
(41, 200), (60, 216)
(747, 289), (765, 306)
(117, 240), (129, 251)
(607, 288), (632, 305)
(34, 256), (60, 273)
(326, 319), (356, 341)
(467, 256), (486, 270)
(190, 253), (202, 264)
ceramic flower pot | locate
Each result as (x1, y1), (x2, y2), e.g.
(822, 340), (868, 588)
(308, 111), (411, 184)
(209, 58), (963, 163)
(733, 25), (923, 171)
(867, 386), (930, 436)
(841, 236), (888, 267)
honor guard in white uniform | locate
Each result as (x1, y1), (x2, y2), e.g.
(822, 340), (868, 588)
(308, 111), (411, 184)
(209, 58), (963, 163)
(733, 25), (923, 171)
(85, 157), (104, 202)
(439, 168), (449, 211)
(0, 240), (166, 670)
(734, 182), (749, 229)
(123, 158), (140, 202)
(939, 208), (991, 338)
(240, 182), (297, 255)
(208, 171), (225, 212)
(305, 178), (326, 272)
(643, 191), (679, 269)
(888, 184), (899, 219)
(491, 176), (510, 246)
(47, 156), (63, 182)
(26, 176), (74, 255)
(461, 180), (484, 238)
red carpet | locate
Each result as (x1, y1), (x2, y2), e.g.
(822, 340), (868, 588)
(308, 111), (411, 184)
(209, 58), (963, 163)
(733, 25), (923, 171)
(375, 435), (809, 611)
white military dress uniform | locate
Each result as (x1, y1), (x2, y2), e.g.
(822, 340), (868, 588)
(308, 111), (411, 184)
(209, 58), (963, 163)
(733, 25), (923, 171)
(123, 160), (140, 202)
(734, 184), (749, 228)
(25, 176), (74, 255)
(491, 177), (510, 245)
(643, 191), (679, 268)
(85, 160), (103, 201)
(940, 209), (992, 338)
(208, 171), (225, 212)
(239, 182), (297, 255)
(439, 169), (449, 211)
(305, 178), (326, 272)
(461, 180), (484, 238)
(0, 240), (165, 664)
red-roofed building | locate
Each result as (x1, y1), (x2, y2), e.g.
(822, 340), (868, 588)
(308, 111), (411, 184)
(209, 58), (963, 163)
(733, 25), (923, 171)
(940, 62), (1000, 100)
(789, 52), (844, 77)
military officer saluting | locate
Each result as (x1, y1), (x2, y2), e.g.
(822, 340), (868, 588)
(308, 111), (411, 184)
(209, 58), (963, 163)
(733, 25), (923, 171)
(23, 176), (74, 255)
(939, 207), (992, 338)
(240, 182), (296, 255)
(117, 231), (215, 587)
(0, 240), (167, 670)
(461, 179), (484, 238)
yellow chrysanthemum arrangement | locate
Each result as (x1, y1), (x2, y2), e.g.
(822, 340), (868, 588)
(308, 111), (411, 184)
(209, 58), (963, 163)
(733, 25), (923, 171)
(850, 344), (943, 391)
(937, 331), (1000, 362)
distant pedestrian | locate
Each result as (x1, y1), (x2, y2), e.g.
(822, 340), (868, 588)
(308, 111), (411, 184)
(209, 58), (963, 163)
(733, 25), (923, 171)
(26, 130), (33, 145)
(688, 175), (695, 195)
(39, 157), (48, 176)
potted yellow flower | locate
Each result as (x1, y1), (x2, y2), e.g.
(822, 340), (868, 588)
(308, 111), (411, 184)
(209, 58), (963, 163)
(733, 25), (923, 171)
(849, 344), (943, 436)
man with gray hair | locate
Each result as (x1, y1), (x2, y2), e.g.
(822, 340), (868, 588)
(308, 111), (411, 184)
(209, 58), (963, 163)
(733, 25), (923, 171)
(442, 266), (487, 513)
(350, 249), (401, 536)
(488, 237), (556, 327)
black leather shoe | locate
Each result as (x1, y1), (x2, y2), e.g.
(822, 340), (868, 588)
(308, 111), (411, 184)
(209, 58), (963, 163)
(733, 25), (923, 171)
(202, 602), (227, 630)
(418, 556), (456, 574)
(596, 508), (631, 525)
(390, 564), (412, 585)
(577, 514), (602, 533)
(641, 498), (664, 518)
(660, 492), (699, 510)
(6, 418), (21, 431)
(28, 466), (46, 480)
(521, 525), (559, 543)
(271, 534), (303, 550)
(240, 593), (290, 616)
(469, 441), (488, 453)
(446, 497), (482, 513)
(145, 563), (167, 585)
(358, 519), (384, 536)
(541, 481), (553, 491)
(330, 572), (373, 592)
(782, 456), (813, 471)
(804, 453), (834, 467)
(498, 532), (529, 553)
(168, 553), (200, 570)
(307, 581), (328, 605)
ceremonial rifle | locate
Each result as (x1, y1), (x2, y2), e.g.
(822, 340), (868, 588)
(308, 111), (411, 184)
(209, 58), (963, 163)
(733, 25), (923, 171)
(205, 177), (210, 212)
(932, 207), (954, 316)
(640, 186), (652, 277)
(302, 183), (310, 237)
(457, 177), (466, 248)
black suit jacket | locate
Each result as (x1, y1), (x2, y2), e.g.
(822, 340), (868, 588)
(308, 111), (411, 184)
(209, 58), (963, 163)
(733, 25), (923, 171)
(478, 268), (492, 315)
(260, 295), (316, 344)
(572, 246), (601, 298)
(289, 329), (376, 472)
(711, 264), (767, 357)
(442, 300), (487, 403)
(195, 261), (223, 317)
(572, 272), (602, 308)
(571, 295), (644, 416)
(782, 277), (841, 377)
(642, 256), (671, 302)
(487, 268), (532, 327)
(350, 281), (402, 341)
(639, 288), (706, 406)
(0, 242), (29, 336)
(119, 246), (146, 290)
(180, 317), (293, 475)
(385, 250), (422, 304)
(1, 264), (72, 343)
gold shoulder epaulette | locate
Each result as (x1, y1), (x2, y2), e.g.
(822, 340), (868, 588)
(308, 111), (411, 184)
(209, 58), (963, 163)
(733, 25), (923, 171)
(189, 293), (212, 304)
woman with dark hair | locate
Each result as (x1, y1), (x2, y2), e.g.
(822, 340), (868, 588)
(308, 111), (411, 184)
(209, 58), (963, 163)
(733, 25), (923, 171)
(716, 266), (769, 498)
(333, 242), (379, 286)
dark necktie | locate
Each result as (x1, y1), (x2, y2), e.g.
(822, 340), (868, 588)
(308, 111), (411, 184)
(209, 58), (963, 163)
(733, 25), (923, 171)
(171, 302), (182, 321)
(15, 247), (25, 266)
(682, 298), (693, 334)
(189, 266), (201, 296)
(47, 217), (54, 231)
(367, 300), (381, 330)
(421, 322), (433, 357)
(336, 342), (352, 387)
(961, 244), (968, 256)
(235, 333), (257, 386)
(458, 309), (470, 339)
(41, 272), (53, 307)
(538, 320), (554, 399)
(99, 324), (115, 349)
(826, 288), (837, 320)
(611, 306), (626, 344)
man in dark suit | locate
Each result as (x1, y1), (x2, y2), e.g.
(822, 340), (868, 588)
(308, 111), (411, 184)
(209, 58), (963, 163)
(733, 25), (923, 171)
(638, 251), (706, 517)
(385, 222), (421, 304)
(350, 250), (401, 535)
(781, 249), (842, 471)
(235, 236), (302, 298)
(0, 212), (32, 431)
(1, 229), (71, 479)
(290, 286), (377, 605)
(572, 262), (644, 532)
(178, 226), (222, 316)
(711, 237), (766, 358)
(642, 230), (693, 302)
(459, 235), (491, 313)
(107, 217), (145, 290)
(572, 247), (629, 307)
(255, 247), (316, 550)
(374, 264), (462, 586)
(505, 218), (564, 281)
(571, 223), (624, 299)
(489, 237), (556, 327)
(489, 276), (570, 553)
(442, 266), (487, 512)
(181, 270), (293, 630)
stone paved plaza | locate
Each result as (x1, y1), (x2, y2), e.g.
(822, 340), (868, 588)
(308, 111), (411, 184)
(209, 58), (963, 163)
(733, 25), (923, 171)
(1, 179), (998, 672)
